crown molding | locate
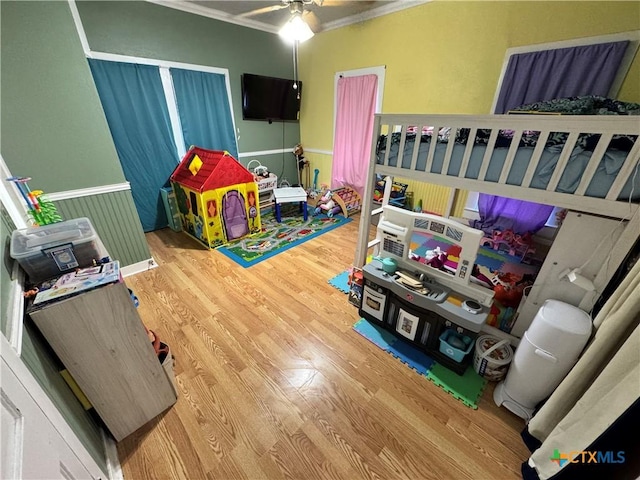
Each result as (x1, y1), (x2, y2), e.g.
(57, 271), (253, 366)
(145, 0), (432, 35)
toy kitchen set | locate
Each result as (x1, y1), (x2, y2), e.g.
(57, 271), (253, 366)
(359, 206), (496, 375)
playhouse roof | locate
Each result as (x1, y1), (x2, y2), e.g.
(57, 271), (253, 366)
(170, 147), (254, 193)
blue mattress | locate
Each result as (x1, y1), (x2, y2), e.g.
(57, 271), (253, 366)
(377, 139), (639, 201)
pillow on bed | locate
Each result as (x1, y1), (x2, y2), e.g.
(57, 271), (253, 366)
(455, 128), (515, 147)
(510, 96), (640, 116)
(510, 96), (640, 152)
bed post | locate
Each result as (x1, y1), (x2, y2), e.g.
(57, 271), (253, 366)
(354, 114), (383, 269)
(579, 206), (640, 312)
(444, 188), (457, 218)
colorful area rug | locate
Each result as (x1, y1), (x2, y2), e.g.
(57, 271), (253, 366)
(353, 318), (487, 409)
(217, 207), (352, 268)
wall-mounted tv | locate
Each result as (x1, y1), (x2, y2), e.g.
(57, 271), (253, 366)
(241, 73), (301, 122)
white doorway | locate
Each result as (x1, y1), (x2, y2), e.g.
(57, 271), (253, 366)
(1, 335), (106, 479)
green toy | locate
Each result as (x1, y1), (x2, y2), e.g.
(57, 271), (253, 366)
(6, 177), (62, 225)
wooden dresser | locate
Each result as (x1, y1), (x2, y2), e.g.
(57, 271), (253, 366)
(29, 281), (177, 441)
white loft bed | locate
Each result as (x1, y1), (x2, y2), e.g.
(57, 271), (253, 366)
(355, 113), (640, 269)
(353, 113), (640, 337)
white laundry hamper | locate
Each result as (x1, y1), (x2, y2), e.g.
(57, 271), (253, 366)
(494, 299), (592, 420)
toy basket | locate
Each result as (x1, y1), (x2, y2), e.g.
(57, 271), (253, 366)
(248, 160), (278, 192)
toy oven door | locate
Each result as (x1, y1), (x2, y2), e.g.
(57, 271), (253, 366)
(361, 284), (387, 323)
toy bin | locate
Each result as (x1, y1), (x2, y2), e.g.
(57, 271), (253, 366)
(439, 329), (474, 363)
(473, 335), (514, 382)
(10, 217), (107, 283)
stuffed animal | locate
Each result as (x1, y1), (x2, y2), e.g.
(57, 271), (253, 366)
(313, 189), (335, 215)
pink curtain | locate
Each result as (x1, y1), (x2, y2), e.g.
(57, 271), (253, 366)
(331, 74), (378, 196)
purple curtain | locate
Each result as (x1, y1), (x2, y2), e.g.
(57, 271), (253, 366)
(472, 196), (553, 236)
(476, 40), (629, 236)
(494, 41), (629, 114)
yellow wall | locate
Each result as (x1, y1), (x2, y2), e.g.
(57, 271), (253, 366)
(299, 1), (640, 209)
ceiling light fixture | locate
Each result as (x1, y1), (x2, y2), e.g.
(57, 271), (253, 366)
(279, 13), (314, 43)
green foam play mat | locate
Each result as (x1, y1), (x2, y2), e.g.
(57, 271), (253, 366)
(217, 207), (352, 267)
(353, 318), (487, 409)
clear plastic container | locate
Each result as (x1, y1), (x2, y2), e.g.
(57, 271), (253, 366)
(10, 217), (107, 283)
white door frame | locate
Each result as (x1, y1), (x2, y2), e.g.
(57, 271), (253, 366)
(1, 334), (109, 479)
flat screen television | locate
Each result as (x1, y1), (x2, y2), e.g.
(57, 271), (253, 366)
(241, 73), (301, 122)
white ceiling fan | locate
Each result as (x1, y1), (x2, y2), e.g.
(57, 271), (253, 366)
(238, 0), (341, 39)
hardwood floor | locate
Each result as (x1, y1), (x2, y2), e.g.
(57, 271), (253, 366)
(116, 214), (530, 480)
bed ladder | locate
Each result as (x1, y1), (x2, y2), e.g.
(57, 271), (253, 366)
(366, 175), (395, 257)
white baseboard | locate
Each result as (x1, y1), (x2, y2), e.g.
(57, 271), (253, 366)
(121, 257), (158, 278)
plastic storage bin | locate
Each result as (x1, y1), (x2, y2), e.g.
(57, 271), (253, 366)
(10, 217), (107, 283)
(439, 329), (473, 363)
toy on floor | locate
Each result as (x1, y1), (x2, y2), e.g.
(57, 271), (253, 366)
(311, 184), (362, 218)
(331, 186), (362, 218)
(481, 229), (535, 261)
(307, 168), (321, 199)
(313, 188), (341, 217)
(373, 175), (408, 208)
(293, 144), (310, 188)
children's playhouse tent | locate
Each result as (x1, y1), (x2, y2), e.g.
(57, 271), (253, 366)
(170, 147), (260, 248)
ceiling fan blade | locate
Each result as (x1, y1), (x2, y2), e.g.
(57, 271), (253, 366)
(316, 0), (376, 5)
(315, 0), (346, 6)
(302, 10), (321, 33)
(237, 4), (288, 19)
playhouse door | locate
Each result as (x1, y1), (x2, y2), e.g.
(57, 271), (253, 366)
(222, 190), (249, 240)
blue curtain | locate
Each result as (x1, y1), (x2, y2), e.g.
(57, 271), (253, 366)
(88, 60), (178, 232)
(171, 68), (238, 158)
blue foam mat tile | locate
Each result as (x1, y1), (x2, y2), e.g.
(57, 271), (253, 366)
(387, 340), (435, 376)
(352, 318), (398, 351)
(354, 319), (483, 408)
(328, 270), (350, 294)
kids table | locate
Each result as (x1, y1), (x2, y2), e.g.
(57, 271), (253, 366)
(273, 186), (308, 222)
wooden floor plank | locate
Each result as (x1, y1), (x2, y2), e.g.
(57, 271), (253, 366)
(117, 215), (530, 480)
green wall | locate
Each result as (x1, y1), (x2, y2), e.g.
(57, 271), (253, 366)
(0, 1), (125, 192)
(1, 3), (304, 470)
(76, 0), (302, 182)
(1, 0), (150, 267)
